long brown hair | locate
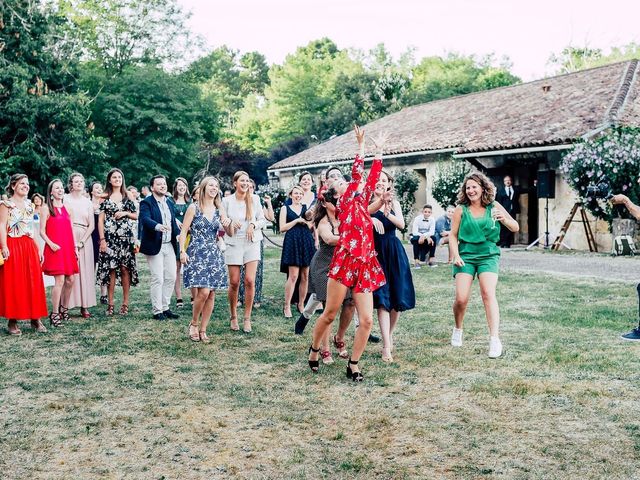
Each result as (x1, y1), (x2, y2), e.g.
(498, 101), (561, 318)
(233, 171), (253, 221)
(172, 177), (191, 202)
(46, 179), (63, 217)
(104, 168), (128, 198)
(197, 176), (221, 210)
(456, 172), (496, 207)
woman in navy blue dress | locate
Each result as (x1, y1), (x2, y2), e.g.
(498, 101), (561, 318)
(280, 185), (316, 317)
(179, 176), (228, 343)
(369, 170), (415, 362)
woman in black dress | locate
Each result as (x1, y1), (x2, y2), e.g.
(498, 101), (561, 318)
(96, 168), (139, 316)
(369, 170), (415, 362)
(280, 185), (315, 317)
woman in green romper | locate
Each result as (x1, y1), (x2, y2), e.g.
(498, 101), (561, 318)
(449, 172), (519, 358)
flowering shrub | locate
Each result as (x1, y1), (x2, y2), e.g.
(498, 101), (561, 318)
(432, 159), (470, 208)
(394, 169), (420, 234)
(560, 127), (640, 222)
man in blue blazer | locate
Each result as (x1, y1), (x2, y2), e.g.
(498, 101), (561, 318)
(139, 175), (181, 320)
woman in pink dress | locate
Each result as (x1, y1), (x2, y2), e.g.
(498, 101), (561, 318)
(65, 173), (96, 318)
(40, 179), (79, 327)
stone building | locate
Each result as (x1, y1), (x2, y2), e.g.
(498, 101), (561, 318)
(267, 60), (640, 250)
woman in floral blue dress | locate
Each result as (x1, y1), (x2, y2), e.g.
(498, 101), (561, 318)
(179, 176), (228, 343)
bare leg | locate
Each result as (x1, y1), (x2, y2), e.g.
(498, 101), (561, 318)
(200, 291), (215, 336)
(378, 307), (392, 360)
(389, 309), (400, 352)
(453, 273), (474, 329)
(309, 279), (349, 364)
(478, 272), (500, 336)
(227, 265), (241, 328)
(61, 275), (75, 310)
(336, 301), (355, 343)
(242, 260), (258, 331)
(51, 275), (64, 312)
(121, 267), (131, 308)
(350, 292), (374, 374)
(284, 266), (299, 316)
(298, 267), (309, 312)
(192, 287), (211, 328)
(108, 270), (116, 306)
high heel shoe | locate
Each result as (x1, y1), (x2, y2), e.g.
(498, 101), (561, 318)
(229, 316), (239, 331)
(333, 335), (348, 359)
(346, 358), (364, 382)
(283, 306), (292, 318)
(49, 312), (63, 328)
(243, 318), (252, 333)
(308, 345), (320, 373)
(59, 305), (70, 322)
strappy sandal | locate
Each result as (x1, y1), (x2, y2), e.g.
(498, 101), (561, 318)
(333, 335), (348, 359)
(243, 318), (252, 334)
(119, 304), (129, 316)
(199, 331), (211, 344)
(31, 320), (47, 333)
(176, 298), (184, 309)
(106, 304), (115, 316)
(308, 345), (320, 373)
(7, 321), (22, 336)
(189, 324), (200, 342)
(381, 347), (394, 363)
(59, 305), (70, 322)
(346, 358), (364, 382)
(229, 316), (239, 331)
(321, 350), (334, 365)
(49, 312), (63, 328)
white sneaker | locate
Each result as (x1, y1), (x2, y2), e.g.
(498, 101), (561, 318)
(488, 336), (503, 358)
(451, 328), (463, 347)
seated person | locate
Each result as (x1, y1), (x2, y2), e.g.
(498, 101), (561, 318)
(434, 205), (455, 263)
(410, 204), (436, 267)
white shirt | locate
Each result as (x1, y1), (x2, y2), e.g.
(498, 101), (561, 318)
(411, 215), (436, 238)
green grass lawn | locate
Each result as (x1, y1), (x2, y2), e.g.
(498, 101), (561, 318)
(2, 248), (640, 479)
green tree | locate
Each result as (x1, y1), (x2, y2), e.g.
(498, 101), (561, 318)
(0, 0), (107, 192)
(182, 46), (269, 130)
(57, 0), (195, 74)
(406, 53), (520, 105)
(549, 43), (640, 74)
(394, 169), (420, 234)
(87, 66), (207, 187)
(432, 160), (470, 209)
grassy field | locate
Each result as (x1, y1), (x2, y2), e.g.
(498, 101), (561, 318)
(2, 248), (640, 479)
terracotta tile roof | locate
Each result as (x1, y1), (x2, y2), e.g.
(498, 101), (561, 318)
(269, 60), (640, 170)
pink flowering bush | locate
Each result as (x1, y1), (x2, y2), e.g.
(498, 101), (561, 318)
(560, 127), (640, 221)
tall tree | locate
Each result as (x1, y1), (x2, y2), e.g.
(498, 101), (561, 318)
(57, 0), (195, 74)
(0, 0), (107, 192)
(87, 65), (207, 187)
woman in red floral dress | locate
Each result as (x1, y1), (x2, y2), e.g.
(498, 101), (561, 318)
(307, 126), (389, 381)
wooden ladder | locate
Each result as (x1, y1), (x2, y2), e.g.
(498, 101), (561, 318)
(551, 202), (598, 252)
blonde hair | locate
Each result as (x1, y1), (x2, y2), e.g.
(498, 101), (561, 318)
(233, 171), (253, 221)
(456, 172), (496, 207)
(67, 172), (85, 193)
(197, 176), (221, 210)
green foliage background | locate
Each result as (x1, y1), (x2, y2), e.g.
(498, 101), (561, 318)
(432, 160), (471, 208)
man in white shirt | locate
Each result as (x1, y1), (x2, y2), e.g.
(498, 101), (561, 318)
(139, 175), (180, 320)
(410, 204), (437, 268)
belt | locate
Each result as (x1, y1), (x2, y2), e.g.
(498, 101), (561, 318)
(73, 223), (89, 228)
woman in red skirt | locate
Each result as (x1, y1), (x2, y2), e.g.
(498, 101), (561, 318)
(307, 126), (389, 381)
(40, 179), (79, 327)
(0, 174), (48, 335)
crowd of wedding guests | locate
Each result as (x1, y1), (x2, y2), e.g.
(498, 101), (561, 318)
(1, 128), (519, 381)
